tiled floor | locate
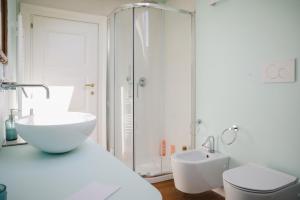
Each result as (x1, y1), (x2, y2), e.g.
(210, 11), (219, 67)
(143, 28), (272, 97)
(153, 180), (225, 200)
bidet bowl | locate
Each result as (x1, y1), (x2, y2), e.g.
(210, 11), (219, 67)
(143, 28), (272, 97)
(16, 112), (96, 153)
(171, 148), (229, 194)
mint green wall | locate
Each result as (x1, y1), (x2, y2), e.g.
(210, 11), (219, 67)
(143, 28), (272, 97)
(7, 0), (18, 79)
(156, 0), (168, 4)
(0, 0), (18, 144)
(196, 0), (300, 178)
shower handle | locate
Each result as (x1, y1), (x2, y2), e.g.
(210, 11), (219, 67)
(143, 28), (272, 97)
(136, 77), (146, 98)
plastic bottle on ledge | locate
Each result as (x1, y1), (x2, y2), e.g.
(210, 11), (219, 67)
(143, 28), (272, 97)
(5, 109), (18, 141)
(170, 145), (176, 155)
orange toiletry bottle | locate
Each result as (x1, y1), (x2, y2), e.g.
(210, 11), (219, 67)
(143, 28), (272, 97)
(170, 145), (176, 155)
(160, 139), (166, 157)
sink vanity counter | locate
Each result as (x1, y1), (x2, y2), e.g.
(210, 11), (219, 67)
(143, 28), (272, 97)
(0, 140), (162, 200)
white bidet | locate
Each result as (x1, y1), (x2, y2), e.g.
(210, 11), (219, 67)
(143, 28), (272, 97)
(171, 148), (229, 194)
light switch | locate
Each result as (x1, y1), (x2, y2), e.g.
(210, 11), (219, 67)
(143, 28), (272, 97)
(263, 59), (296, 83)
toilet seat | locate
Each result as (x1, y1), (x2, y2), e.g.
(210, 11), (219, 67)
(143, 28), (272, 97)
(224, 180), (286, 194)
(223, 164), (298, 194)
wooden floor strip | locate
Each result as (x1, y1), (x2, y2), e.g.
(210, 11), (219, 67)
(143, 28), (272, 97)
(153, 180), (225, 200)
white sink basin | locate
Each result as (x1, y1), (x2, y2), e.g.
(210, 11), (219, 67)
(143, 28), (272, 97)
(171, 148), (229, 194)
(16, 112), (96, 153)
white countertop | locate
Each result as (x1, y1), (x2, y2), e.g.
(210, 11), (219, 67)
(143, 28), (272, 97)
(0, 140), (162, 200)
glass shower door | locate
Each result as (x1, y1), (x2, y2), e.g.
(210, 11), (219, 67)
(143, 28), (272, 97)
(108, 5), (193, 177)
(133, 7), (193, 177)
(134, 7), (166, 176)
(113, 9), (134, 169)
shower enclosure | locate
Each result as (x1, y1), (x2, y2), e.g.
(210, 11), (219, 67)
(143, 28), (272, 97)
(107, 2), (195, 180)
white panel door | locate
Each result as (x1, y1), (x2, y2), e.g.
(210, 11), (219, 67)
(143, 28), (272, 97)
(30, 15), (99, 141)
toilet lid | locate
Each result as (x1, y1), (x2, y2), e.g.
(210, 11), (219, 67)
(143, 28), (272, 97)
(223, 164), (298, 193)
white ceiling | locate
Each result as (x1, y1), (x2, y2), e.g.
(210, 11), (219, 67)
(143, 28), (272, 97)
(20, 0), (147, 16)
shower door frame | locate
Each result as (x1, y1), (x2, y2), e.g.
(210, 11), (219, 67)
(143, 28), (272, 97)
(107, 2), (196, 174)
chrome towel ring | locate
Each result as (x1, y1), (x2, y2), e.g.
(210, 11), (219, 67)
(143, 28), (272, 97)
(221, 125), (239, 145)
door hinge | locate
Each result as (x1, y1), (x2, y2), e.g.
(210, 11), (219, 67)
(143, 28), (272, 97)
(30, 23), (33, 29)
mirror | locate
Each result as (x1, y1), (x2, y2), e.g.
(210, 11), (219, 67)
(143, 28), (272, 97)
(0, 0), (8, 64)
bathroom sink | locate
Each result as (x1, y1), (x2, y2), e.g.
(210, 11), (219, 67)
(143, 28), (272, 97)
(16, 112), (96, 153)
(171, 148), (229, 194)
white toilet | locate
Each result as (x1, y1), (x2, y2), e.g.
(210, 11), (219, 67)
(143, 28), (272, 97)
(223, 164), (300, 200)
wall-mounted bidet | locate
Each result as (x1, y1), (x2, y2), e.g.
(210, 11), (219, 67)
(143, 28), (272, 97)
(171, 137), (229, 194)
(15, 112), (96, 153)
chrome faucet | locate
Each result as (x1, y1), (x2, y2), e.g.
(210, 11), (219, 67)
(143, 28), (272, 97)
(202, 136), (215, 153)
(0, 81), (50, 99)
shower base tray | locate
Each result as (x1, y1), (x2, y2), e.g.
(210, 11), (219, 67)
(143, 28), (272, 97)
(143, 173), (173, 184)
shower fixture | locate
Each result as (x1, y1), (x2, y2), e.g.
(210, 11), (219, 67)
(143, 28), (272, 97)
(107, 2), (195, 183)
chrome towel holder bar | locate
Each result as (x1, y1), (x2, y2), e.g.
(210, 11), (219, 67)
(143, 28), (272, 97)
(221, 125), (239, 145)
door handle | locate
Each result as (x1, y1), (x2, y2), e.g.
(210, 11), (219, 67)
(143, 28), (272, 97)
(84, 83), (95, 88)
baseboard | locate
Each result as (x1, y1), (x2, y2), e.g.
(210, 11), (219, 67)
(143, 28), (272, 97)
(212, 187), (225, 197)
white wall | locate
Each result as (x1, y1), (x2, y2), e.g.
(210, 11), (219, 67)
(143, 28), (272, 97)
(196, 0), (300, 178)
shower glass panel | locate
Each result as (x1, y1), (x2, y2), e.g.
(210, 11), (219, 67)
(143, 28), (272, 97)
(110, 9), (134, 169)
(107, 4), (193, 178)
(134, 7), (166, 176)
